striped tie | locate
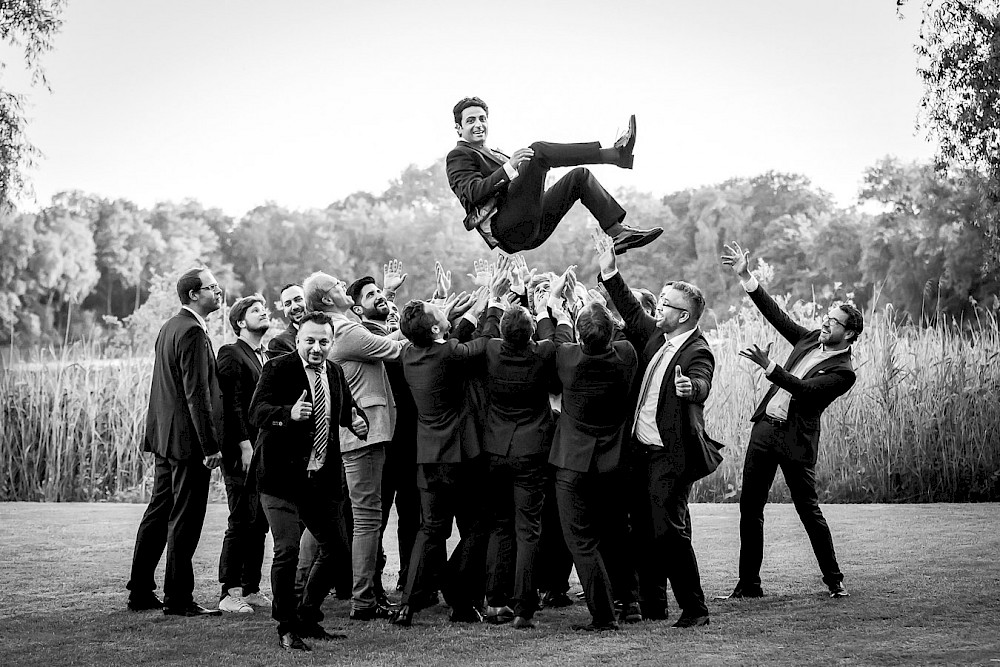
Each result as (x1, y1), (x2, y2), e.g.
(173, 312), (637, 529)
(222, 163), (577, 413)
(310, 366), (329, 462)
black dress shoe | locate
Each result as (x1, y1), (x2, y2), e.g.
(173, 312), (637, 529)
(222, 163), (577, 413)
(829, 582), (850, 598)
(512, 615), (535, 629)
(618, 601), (642, 624)
(540, 591), (573, 608)
(350, 602), (397, 621)
(392, 604), (414, 627)
(298, 623), (347, 640)
(162, 603), (222, 617)
(127, 593), (163, 611)
(613, 226), (663, 255)
(278, 632), (311, 652)
(449, 606), (484, 623)
(484, 605), (514, 624)
(671, 614), (710, 628)
(572, 620), (620, 632)
(375, 591), (399, 609)
(613, 114), (637, 169)
(716, 583), (765, 600)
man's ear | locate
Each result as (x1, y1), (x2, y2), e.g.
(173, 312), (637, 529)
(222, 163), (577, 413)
(351, 305), (363, 317)
(845, 329), (858, 343)
(455, 122), (462, 137)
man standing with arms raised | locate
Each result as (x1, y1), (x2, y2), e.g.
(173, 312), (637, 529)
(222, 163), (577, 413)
(126, 267), (224, 617)
(720, 241), (860, 600)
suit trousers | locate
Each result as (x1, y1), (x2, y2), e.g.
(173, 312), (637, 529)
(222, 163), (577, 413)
(493, 141), (626, 252)
(218, 471), (269, 597)
(127, 454), (210, 608)
(554, 466), (629, 626)
(261, 480), (350, 635)
(631, 446), (709, 618)
(739, 421), (843, 588)
(401, 460), (489, 612)
(485, 453), (547, 618)
(377, 427), (420, 592)
(342, 442), (386, 611)
(537, 465), (573, 596)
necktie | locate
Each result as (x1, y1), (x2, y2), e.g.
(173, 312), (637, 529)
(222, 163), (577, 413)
(309, 366), (328, 462)
(633, 340), (673, 430)
(254, 347), (265, 367)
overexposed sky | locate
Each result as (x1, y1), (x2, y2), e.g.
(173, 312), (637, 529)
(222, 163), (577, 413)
(2, 0), (934, 216)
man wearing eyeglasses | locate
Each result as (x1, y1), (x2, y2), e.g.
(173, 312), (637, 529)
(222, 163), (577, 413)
(720, 241), (862, 600)
(127, 267), (225, 617)
(594, 232), (722, 629)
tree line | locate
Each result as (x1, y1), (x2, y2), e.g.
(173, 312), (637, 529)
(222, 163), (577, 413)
(1, 155), (997, 347)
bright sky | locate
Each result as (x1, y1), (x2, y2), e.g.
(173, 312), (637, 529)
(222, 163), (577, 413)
(3, 0), (935, 216)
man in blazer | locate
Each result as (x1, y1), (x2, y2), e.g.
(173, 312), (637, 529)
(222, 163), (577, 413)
(126, 267), (224, 617)
(250, 311), (370, 651)
(721, 241), (861, 600)
(216, 294), (271, 614)
(548, 294), (639, 632)
(596, 231), (721, 628)
(446, 96), (662, 254)
(477, 304), (572, 628)
(304, 271), (408, 621)
(392, 281), (505, 627)
(267, 283), (305, 360)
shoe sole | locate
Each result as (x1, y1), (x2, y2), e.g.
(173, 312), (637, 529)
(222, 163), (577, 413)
(614, 227), (664, 255)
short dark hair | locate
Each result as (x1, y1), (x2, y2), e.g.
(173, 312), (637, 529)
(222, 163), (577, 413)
(500, 305), (534, 349)
(576, 303), (614, 352)
(400, 300), (438, 347)
(668, 281), (706, 322)
(279, 283), (301, 296)
(838, 303), (864, 338)
(298, 310), (333, 332)
(176, 267), (208, 305)
(346, 276), (376, 304)
(228, 294), (265, 335)
(453, 96), (488, 124)
(633, 288), (656, 317)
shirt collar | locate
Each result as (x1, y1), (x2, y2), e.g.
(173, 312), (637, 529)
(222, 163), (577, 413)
(181, 306), (207, 331)
(662, 327), (697, 350)
(300, 356), (327, 373)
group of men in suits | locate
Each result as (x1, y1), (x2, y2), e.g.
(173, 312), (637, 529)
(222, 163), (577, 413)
(125, 229), (864, 650)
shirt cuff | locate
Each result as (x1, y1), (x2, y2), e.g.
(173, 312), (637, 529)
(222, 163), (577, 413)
(741, 275), (759, 292)
(462, 312), (478, 327)
(600, 267), (619, 282)
(534, 312), (549, 323)
(555, 315), (573, 327)
(503, 162), (518, 181)
(764, 360), (777, 375)
(488, 298), (505, 309)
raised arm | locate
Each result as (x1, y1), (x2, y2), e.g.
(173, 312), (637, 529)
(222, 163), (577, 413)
(593, 230), (656, 347)
(722, 241), (810, 345)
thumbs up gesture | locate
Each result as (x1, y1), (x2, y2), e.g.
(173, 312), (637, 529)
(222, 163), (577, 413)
(674, 365), (693, 399)
(291, 389), (313, 421)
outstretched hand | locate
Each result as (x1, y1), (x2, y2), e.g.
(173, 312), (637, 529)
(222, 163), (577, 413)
(383, 259), (407, 295)
(434, 260), (452, 298)
(468, 258), (493, 288)
(592, 229), (617, 276)
(739, 342), (773, 370)
(721, 241), (752, 281)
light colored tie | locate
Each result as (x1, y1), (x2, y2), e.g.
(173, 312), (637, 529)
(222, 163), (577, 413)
(309, 366), (328, 462)
(633, 340), (672, 429)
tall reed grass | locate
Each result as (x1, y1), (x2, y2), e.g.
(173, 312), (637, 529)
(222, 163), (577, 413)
(2, 301), (998, 502)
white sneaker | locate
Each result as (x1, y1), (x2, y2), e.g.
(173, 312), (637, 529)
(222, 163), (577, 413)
(218, 593), (253, 614)
(242, 591), (272, 607)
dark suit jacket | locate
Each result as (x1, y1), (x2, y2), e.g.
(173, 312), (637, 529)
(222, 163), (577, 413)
(266, 321), (297, 361)
(401, 309), (500, 465)
(747, 284), (856, 465)
(143, 309), (223, 461)
(549, 339), (638, 474)
(217, 339), (263, 475)
(446, 141), (512, 230)
(476, 322), (573, 458)
(604, 272), (723, 482)
(250, 352), (365, 501)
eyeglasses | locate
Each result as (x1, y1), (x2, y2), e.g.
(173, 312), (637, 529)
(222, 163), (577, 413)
(823, 316), (848, 329)
(199, 284), (220, 293)
(658, 299), (688, 314)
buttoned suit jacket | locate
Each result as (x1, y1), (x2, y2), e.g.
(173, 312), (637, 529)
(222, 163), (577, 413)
(250, 352), (366, 501)
(747, 284), (856, 465)
(604, 272), (723, 482)
(143, 308), (223, 461)
(216, 338), (263, 475)
(446, 141), (512, 231)
(329, 313), (407, 452)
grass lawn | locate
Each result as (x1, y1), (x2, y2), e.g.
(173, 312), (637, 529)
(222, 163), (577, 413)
(0, 502), (998, 666)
